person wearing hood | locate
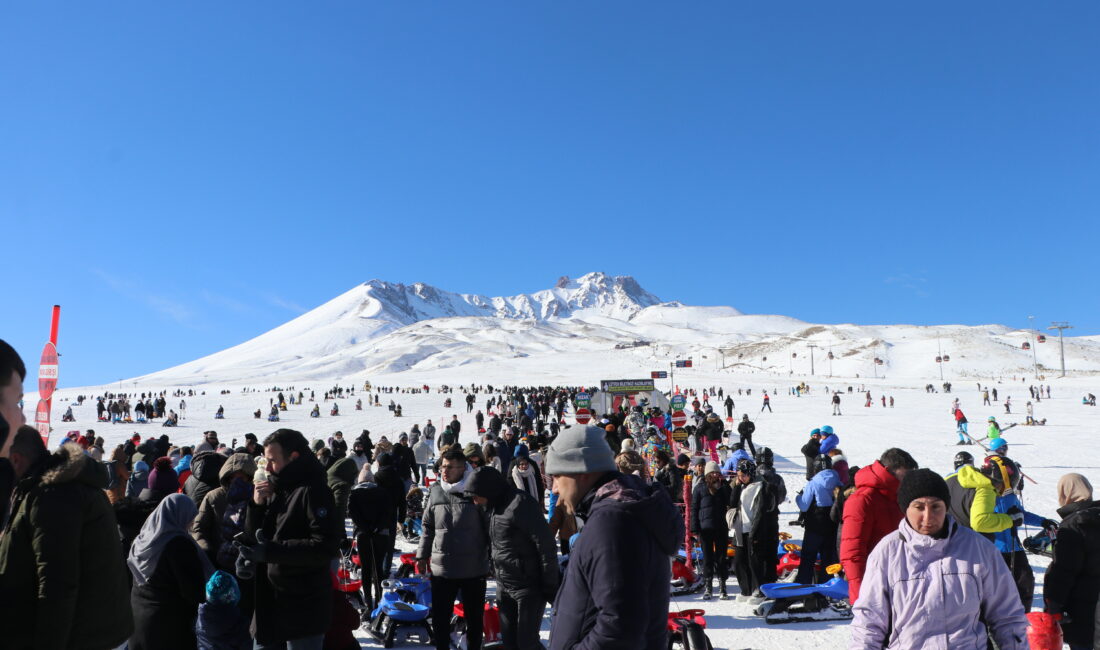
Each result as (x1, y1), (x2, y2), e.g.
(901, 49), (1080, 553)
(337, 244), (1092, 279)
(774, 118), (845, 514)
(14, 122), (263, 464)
(417, 447), (490, 650)
(191, 452), (258, 618)
(412, 433), (433, 484)
(546, 425), (683, 650)
(326, 455), (360, 527)
(466, 466), (559, 650)
(240, 429), (343, 649)
(0, 429), (133, 649)
(128, 493), (213, 650)
(818, 428), (839, 456)
(185, 450), (227, 508)
(826, 448), (850, 486)
(850, 469), (1028, 649)
(507, 451), (545, 507)
(107, 443), (132, 505)
(840, 448), (918, 603)
(794, 455), (842, 585)
(1043, 473), (1100, 649)
(350, 440), (370, 473)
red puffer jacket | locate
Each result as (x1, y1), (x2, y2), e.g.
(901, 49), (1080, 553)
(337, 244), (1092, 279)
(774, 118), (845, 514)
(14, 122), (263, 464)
(840, 461), (902, 603)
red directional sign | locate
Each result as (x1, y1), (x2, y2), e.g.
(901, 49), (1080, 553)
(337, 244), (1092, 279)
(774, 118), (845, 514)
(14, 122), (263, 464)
(575, 408), (591, 425)
(671, 410), (687, 428)
(38, 341), (58, 402)
(35, 399), (50, 443)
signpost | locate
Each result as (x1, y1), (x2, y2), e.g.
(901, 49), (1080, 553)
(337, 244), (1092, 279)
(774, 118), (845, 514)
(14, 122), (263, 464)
(670, 394), (686, 412)
(671, 427), (688, 443)
(650, 370), (667, 379)
(34, 400), (50, 441)
(575, 408), (591, 425)
(671, 410), (687, 428)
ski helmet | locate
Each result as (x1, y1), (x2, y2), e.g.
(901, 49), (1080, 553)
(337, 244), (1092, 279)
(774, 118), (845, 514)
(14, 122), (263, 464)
(989, 437), (1008, 453)
(953, 451), (975, 470)
(736, 458), (757, 478)
(820, 425), (834, 435)
(988, 416), (996, 422)
(756, 446), (774, 467)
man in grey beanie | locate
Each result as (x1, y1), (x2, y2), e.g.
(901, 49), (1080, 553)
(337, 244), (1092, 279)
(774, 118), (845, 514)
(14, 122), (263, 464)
(546, 426), (684, 650)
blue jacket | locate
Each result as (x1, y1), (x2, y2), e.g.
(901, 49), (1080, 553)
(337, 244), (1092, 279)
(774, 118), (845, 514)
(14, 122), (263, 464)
(721, 450), (752, 476)
(818, 434), (840, 455)
(796, 469), (841, 511)
(550, 472), (683, 650)
(195, 601), (252, 650)
(991, 492), (1044, 553)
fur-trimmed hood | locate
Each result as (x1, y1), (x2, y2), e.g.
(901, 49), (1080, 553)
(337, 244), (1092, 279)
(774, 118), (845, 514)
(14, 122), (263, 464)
(39, 442), (107, 489)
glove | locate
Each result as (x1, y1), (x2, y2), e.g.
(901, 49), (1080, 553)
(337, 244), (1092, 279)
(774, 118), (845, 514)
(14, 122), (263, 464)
(237, 530), (270, 563)
(235, 553), (255, 580)
(1041, 518), (1059, 531)
(1006, 506), (1025, 528)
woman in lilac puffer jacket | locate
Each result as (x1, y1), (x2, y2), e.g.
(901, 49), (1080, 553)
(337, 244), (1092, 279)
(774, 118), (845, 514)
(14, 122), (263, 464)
(850, 468), (1028, 650)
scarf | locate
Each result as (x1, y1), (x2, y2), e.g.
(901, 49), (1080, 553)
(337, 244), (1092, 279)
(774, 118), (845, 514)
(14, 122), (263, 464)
(512, 464), (539, 500)
(440, 463), (473, 494)
(128, 493), (213, 585)
(1057, 473), (1093, 507)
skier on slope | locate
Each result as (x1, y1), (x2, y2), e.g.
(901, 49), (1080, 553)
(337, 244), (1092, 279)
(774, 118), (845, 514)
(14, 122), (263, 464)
(954, 407), (970, 445)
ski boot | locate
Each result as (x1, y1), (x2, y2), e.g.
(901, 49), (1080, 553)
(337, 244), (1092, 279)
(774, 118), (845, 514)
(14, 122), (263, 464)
(702, 580), (713, 601)
(719, 584), (729, 600)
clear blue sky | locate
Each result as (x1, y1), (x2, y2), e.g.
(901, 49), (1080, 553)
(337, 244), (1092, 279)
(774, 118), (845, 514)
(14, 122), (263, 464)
(3, 2), (1098, 387)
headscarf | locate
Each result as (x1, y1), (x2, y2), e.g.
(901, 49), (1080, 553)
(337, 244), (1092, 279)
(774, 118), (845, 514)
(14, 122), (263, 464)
(127, 493), (213, 585)
(1057, 473), (1094, 508)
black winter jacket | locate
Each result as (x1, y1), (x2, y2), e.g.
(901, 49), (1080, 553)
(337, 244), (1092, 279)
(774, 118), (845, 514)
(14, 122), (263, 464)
(1045, 499), (1100, 647)
(245, 452), (343, 644)
(465, 467), (559, 600)
(184, 451), (226, 508)
(691, 480), (731, 533)
(129, 535), (206, 650)
(549, 472), (683, 650)
(698, 417), (724, 442)
(0, 443), (133, 649)
(737, 420), (756, 437)
(800, 439), (821, 481)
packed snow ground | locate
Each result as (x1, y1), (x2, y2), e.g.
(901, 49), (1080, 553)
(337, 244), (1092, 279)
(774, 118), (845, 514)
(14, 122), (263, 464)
(34, 362), (1100, 650)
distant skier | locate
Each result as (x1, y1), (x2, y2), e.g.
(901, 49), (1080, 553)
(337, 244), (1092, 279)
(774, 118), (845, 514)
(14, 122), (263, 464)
(954, 408), (969, 445)
(983, 389), (991, 406)
(992, 387), (999, 402)
(760, 393), (772, 413)
(724, 396), (735, 419)
(832, 392), (842, 416)
(1004, 397), (1012, 414)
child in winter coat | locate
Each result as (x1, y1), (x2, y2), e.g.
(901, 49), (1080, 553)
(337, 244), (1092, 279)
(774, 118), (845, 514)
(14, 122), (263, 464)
(195, 570), (251, 650)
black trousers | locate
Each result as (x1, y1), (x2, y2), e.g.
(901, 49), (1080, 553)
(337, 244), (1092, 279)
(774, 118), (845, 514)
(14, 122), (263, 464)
(794, 523), (837, 585)
(356, 532), (394, 609)
(698, 530), (730, 584)
(1003, 550), (1035, 612)
(733, 539), (765, 596)
(739, 433), (757, 458)
(498, 589), (545, 650)
(430, 575), (486, 650)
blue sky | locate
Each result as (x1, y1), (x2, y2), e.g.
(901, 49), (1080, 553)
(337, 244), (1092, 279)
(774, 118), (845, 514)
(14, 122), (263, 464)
(3, 2), (1098, 387)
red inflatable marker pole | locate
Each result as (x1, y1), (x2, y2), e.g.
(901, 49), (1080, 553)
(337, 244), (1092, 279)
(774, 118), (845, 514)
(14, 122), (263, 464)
(35, 306), (61, 446)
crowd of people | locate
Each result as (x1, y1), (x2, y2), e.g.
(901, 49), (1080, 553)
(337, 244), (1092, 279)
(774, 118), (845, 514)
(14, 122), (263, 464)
(1, 337), (1099, 649)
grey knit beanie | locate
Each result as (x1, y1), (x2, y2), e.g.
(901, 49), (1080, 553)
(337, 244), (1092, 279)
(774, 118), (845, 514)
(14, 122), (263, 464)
(544, 425), (616, 475)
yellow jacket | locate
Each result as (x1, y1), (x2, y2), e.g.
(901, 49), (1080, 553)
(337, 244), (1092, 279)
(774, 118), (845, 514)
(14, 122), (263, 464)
(957, 465), (1011, 533)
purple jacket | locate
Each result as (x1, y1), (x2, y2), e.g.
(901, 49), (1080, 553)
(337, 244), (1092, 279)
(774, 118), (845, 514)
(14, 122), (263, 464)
(850, 515), (1028, 650)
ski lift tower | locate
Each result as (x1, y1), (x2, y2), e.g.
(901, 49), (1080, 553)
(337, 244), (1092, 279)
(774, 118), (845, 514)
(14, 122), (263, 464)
(1027, 316), (1039, 378)
(807, 343), (818, 376)
(1048, 322), (1073, 377)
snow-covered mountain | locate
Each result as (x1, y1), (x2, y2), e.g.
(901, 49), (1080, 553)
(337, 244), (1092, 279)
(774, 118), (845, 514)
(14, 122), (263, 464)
(132, 272), (1100, 384)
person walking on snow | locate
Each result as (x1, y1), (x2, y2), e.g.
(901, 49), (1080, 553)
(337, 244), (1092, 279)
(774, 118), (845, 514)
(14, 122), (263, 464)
(832, 392), (841, 416)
